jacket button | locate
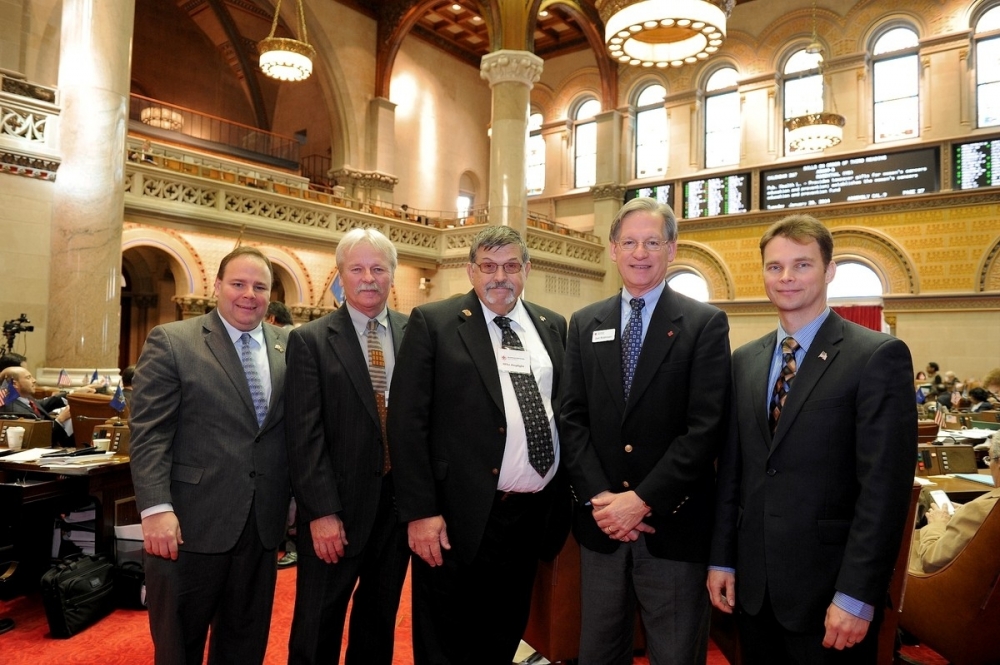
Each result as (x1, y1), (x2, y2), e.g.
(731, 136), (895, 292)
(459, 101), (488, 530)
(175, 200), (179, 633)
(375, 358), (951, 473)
(622, 481), (630, 488)
(624, 445), (633, 453)
(498, 427), (505, 435)
(491, 468), (500, 476)
(249, 471), (256, 478)
(767, 468), (777, 476)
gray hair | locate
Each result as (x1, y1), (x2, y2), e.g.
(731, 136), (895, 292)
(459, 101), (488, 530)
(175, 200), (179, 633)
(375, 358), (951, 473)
(609, 197), (678, 244)
(468, 226), (529, 264)
(336, 228), (398, 275)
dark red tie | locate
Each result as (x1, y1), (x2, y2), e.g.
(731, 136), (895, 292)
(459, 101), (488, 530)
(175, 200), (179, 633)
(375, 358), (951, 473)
(30, 400), (42, 417)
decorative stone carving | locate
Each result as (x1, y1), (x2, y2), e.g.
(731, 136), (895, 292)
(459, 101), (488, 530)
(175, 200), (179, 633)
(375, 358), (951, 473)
(591, 183), (627, 202)
(480, 50), (544, 88)
(330, 167), (399, 191)
(172, 296), (215, 318)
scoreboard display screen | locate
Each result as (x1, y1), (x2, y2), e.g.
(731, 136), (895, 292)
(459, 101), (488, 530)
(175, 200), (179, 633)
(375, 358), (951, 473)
(681, 173), (750, 218)
(953, 137), (1000, 190)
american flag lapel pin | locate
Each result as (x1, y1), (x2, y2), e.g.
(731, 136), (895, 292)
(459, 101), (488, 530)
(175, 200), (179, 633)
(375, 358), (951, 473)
(819, 351), (828, 361)
(540, 315), (547, 322)
(462, 309), (472, 317)
(275, 343), (284, 353)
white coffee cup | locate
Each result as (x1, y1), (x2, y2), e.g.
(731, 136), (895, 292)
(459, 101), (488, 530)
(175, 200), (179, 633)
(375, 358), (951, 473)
(6, 427), (25, 451)
(93, 438), (111, 452)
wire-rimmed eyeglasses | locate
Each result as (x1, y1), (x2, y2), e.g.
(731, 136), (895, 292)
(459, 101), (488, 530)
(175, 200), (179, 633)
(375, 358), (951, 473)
(474, 261), (523, 274)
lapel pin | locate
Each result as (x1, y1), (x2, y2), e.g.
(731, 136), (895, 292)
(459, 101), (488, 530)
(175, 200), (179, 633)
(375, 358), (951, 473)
(274, 343), (284, 353)
(819, 351), (827, 361)
(667, 331), (674, 337)
(462, 309), (472, 317)
(540, 315), (547, 322)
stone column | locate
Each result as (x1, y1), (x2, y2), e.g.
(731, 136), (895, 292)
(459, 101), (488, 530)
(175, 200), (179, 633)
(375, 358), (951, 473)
(366, 96), (397, 197)
(47, 0), (134, 367)
(480, 50), (542, 234)
(592, 184), (626, 296)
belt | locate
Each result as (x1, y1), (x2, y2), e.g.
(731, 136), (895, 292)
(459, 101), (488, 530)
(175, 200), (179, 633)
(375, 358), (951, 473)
(495, 489), (543, 503)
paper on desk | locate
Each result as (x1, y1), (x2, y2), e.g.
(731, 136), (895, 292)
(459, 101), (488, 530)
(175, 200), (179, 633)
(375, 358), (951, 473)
(953, 473), (997, 487)
(3, 448), (62, 462)
(940, 428), (995, 440)
(914, 476), (933, 486)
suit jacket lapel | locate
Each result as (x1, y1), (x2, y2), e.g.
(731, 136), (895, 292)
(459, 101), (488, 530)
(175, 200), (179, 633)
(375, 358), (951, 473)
(583, 296), (626, 418)
(750, 335), (775, 447)
(624, 286), (682, 418)
(388, 309), (407, 355)
(456, 291), (505, 415)
(523, 301), (563, 392)
(261, 323), (286, 430)
(203, 310), (257, 424)
(770, 314), (844, 450)
(327, 307), (381, 429)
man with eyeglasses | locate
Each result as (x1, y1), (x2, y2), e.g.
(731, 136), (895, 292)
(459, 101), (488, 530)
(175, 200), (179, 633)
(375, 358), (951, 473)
(909, 436), (1000, 575)
(388, 225), (570, 664)
(560, 197), (732, 664)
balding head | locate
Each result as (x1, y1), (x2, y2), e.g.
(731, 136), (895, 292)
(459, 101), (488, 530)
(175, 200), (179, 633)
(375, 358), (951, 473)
(3, 367), (34, 396)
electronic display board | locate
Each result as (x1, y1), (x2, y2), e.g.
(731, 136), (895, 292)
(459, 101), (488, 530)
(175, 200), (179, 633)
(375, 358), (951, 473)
(761, 148), (938, 210)
(953, 138), (1000, 190)
(681, 173), (750, 218)
(624, 183), (673, 207)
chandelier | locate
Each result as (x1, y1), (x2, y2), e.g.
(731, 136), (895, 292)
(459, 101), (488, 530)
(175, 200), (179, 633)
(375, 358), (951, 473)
(783, 1), (845, 152)
(140, 106), (184, 131)
(258, 0), (315, 82)
(597, 0), (736, 68)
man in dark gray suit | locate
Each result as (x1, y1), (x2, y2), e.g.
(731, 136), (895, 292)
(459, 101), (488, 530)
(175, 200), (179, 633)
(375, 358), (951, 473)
(130, 246), (290, 665)
(560, 197), (731, 664)
(285, 228), (409, 665)
(708, 215), (916, 664)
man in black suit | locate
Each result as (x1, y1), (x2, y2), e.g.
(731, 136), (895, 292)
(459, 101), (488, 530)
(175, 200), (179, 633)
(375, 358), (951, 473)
(284, 228), (410, 665)
(130, 246), (290, 665)
(0, 367), (75, 446)
(388, 225), (568, 665)
(560, 197), (731, 664)
(708, 215), (916, 664)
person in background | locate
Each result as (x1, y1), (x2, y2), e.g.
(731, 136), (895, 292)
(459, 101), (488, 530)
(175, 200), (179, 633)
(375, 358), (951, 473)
(266, 301), (295, 330)
(388, 225), (570, 665)
(909, 435), (1000, 574)
(709, 214), (916, 664)
(969, 387), (994, 412)
(284, 228), (410, 665)
(926, 362), (944, 393)
(0, 367), (76, 446)
(130, 246), (290, 664)
(560, 197), (731, 665)
(982, 367), (1000, 405)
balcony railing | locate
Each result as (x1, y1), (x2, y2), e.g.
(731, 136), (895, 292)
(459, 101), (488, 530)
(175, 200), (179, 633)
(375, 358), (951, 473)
(129, 94), (300, 169)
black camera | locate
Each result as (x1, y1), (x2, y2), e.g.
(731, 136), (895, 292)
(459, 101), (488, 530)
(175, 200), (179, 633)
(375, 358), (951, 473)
(2, 313), (34, 354)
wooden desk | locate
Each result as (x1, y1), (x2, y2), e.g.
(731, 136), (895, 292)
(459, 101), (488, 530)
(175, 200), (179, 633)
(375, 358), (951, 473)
(922, 473), (995, 503)
(0, 455), (135, 598)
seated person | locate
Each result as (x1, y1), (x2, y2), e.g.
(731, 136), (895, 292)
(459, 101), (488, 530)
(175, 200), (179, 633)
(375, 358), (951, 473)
(909, 437), (1000, 574)
(969, 387), (994, 412)
(0, 367), (75, 447)
(984, 367), (1000, 406)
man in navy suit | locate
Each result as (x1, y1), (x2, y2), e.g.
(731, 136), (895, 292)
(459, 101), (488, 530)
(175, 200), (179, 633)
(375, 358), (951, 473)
(708, 215), (916, 664)
(130, 246), (290, 665)
(284, 228), (409, 665)
(560, 197), (731, 664)
(388, 225), (569, 665)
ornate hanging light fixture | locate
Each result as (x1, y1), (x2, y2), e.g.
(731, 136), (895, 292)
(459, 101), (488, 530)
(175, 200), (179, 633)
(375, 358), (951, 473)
(258, 0), (315, 82)
(784, 2), (845, 152)
(597, 0), (736, 68)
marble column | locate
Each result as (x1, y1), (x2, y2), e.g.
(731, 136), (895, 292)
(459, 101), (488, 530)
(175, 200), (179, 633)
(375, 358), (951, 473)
(592, 109), (626, 297)
(366, 97), (397, 203)
(480, 50), (542, 234)
(47, 0), (135, 367)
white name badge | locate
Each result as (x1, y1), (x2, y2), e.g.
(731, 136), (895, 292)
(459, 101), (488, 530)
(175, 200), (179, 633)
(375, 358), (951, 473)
(499, 348), (531, 374)
(592, 329), (616, 343)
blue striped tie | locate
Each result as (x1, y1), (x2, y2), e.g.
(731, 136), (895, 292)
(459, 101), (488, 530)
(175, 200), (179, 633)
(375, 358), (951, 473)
(240, 333), (268, 427)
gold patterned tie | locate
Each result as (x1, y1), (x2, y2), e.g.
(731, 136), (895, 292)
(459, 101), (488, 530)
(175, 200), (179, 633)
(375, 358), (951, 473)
(769, 336), (799, 435)
(367, 319), (391, 474)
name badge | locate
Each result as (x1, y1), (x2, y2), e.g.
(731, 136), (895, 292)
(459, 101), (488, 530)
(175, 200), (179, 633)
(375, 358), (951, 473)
(499, 349), (531, 374)
(592, 329), (616, 343)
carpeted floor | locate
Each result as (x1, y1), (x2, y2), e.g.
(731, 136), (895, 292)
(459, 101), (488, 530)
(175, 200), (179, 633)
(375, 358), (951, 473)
(0, 562), (947, 665)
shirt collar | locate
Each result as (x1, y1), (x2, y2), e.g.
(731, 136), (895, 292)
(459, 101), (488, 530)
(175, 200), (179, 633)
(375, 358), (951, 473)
(218, 314), (264, 347)
(621, 280), (666, 312)
(776, 307), (831, 354)
(478, 298), (529, 330)
(346, 302), (389, 335)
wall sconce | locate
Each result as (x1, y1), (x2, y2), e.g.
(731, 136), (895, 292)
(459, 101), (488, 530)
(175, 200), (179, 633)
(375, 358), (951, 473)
(419, 277), (432, 291)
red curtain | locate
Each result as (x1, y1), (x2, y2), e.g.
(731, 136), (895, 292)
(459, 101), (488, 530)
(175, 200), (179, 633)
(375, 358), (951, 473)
(832, 304), (883, 332)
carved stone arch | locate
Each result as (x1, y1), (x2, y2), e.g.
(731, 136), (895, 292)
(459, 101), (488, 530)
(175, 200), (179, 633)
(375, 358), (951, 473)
(121, 225), (206, 295)
(530, 82), (556, 121)
(977, 235), (1000, 292)
(830, 227), (917, 295)
(671, 241), (735, 300)
(552, 67), (603, 120)
(259, 246), (313, 306)
(625, 75), (669, 108)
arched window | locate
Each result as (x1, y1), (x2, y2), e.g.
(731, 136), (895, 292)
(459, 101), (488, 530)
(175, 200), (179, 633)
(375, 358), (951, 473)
(704, 67), (740, 168)
(872, 26), (919, 142)
(827, 262), (884, 298)
(667, 271), (710, 302)
(526, 112), (545, 195)
(783, 49), (824, 154)
(976, 6), (1000, 127)
(574, 98), (601, 189)
(634, 84), (667, 179)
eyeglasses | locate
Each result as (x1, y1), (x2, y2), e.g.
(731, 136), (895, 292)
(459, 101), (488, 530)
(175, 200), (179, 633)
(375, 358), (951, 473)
(474, 261), (523, 274)
(616, 238), (667, 253)
(985, 455), (999, 465)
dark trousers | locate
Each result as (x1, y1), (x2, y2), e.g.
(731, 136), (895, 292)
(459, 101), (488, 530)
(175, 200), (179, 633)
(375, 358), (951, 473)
(737, 591), (882, 665)
(144, 506), (277, 665)
(411, 491), (546, 665)
(287, 477), (410, 665)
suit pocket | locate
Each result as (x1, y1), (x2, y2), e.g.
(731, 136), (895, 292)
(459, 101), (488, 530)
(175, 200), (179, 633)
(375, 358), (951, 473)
(800, 396), (850, 413)
(171, 463), (204, 485)
(432, 459), (448, 481)
(656, 359), (690, 375)
(816, 519), (851, 544)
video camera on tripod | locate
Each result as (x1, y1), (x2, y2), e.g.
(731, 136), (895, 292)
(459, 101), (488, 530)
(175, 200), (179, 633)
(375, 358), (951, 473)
(2, 313), (34, 355)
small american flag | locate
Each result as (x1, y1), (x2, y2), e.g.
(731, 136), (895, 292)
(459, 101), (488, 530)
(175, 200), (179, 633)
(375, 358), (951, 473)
(934, 406), (946, 429)
(0, 378), (20, 407)
(57, 369), (72, 387)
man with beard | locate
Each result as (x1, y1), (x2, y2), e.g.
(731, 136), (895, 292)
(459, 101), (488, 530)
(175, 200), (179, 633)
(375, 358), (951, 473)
(388, 225), (570, 664)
